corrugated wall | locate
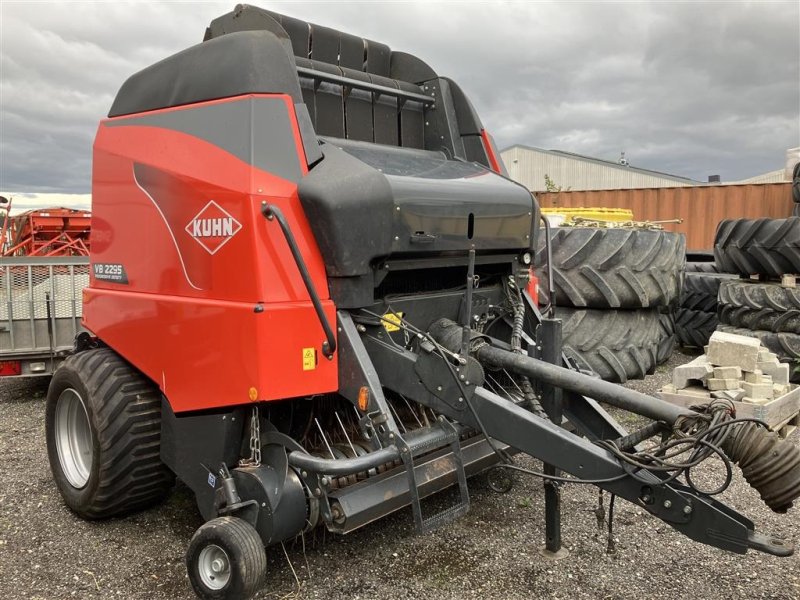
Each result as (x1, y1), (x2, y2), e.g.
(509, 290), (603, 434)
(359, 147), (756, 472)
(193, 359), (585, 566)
(502, 146), (696, 191)
(536, 182), (794, 250)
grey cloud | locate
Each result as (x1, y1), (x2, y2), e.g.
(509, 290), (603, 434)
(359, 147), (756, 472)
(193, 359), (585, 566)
(1, 0), (797, 194)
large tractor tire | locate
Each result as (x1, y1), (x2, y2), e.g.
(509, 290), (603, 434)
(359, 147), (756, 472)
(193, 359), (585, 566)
(792, 162), (800, 204)
(674, 308), (718, 349)
(556, 307), (661, 383)
(685, 261), (720, 274)
(656, 312), (676, 365)
(718, 279), (800, 334)
(673, 271), (735, 348)
(537, 227), (685, 309)
(46, 347), (174, 519)
(681, 272), (733, 312)
(714, 218), (800, 277)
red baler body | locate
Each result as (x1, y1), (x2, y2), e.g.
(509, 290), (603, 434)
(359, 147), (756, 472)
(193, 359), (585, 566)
(86, 94), (338, 412)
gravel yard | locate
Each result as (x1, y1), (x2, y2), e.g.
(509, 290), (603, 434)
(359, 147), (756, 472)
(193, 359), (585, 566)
(1, 349), (798, 599)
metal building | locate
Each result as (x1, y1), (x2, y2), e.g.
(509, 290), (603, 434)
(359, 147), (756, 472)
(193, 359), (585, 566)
(501, 144), (699, 192)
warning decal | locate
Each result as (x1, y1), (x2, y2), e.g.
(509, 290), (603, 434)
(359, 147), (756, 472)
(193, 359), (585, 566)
(302, 347), (317, 371)
(382, 312), (404, 333)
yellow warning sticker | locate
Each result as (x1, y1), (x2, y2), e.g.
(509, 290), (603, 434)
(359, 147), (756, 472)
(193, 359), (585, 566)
(382, 311), (404, 333)
(302, 347), (316, 371)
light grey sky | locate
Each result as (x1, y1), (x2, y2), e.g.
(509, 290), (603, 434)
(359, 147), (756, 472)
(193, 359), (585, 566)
(1, 0), (799, 205)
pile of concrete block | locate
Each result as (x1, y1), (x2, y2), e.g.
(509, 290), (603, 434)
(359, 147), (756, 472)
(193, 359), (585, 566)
(661, 330), (792, 404)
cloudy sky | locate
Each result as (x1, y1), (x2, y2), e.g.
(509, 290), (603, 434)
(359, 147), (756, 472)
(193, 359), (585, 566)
(1, 0), (798, 210)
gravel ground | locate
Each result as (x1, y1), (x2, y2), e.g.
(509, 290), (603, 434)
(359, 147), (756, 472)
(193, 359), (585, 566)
(1, 349), (798, 599)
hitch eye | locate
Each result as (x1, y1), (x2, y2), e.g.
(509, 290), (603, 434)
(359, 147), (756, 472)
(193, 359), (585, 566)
(521, 252), (532, 265)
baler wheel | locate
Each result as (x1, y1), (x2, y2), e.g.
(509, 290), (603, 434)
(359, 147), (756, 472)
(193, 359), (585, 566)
(486, 466), (514, 494)
(45, 348), (174, 519)
(186, 517), (267, 600)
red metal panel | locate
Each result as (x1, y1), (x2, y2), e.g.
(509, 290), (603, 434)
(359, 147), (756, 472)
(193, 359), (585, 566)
(536, 182), (793, 250)
(86, 94), (339, 412)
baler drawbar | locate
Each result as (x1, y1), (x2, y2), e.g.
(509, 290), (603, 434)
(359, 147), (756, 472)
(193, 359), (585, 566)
(43, 5), (800, 599)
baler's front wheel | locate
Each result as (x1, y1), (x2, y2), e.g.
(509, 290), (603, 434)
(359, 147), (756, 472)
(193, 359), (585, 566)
(187, 517), (267, 600)
(45, 348), (174, 518)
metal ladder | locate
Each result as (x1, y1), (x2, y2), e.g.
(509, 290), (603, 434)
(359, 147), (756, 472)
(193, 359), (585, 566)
(399, 417), (470, 533)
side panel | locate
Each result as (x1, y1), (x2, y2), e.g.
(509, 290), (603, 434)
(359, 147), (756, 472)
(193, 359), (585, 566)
(87, 95), (338, 411)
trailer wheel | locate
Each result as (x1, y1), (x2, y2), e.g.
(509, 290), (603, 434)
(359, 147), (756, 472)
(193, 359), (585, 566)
(714, 217), (800, 277)
(45, 348), (174, 519)
(187, 517), (267, 600)
(536, 227), (685, 309)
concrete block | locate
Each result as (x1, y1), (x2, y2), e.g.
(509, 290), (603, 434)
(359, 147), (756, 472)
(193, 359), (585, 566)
(672, 361), (713, 389)
(711, 389), (745, 401)
(703, 345), (710, 355)
(744, 369), (763, 384)
(726, 389), (746, 402)
(743, 381), (773, 400)
(707, 378), (741, 391)
(742, 396), (771, 405)
(707, 331), (761, 371)
(763, 374), (773, 385)
(761, 362), (790, 385)
(758, 349), (778, 363)
(713, 366), (742, 380)
(682, 385), (711, 398)
(773, 384), (788, 398)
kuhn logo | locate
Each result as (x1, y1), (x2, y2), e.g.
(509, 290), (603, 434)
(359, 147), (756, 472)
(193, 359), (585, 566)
(185, 201), (242, 255)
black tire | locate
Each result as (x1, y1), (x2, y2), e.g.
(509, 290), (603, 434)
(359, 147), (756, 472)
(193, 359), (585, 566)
(714, 218), (800, 277)
(718, 278), (800, 311)
(656, 312), (676, 365)
(45, 348), (174, 519)
(556, 307), (661, 383)
(187, 517), (267, 600)
(718, 305), (800, 334)
(718, 279), (800, 334)
(681, 272), (735, 312)
(792, 162), (800, 203)
(716, 325), (800, 376)
(537, 227), (686, 309)
(685, 262), (720, 273)
(674, 308), (718, 349)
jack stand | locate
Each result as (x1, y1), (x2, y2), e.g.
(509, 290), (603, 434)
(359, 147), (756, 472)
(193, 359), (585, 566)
(537, 317), (569, 560)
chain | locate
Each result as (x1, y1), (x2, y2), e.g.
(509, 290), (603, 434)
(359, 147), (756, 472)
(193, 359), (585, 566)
(239, 406), (261, 467)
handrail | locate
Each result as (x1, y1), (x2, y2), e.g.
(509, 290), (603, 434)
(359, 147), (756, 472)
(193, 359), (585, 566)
(261, 202), (336, 359)
(296, 66), (435, 106)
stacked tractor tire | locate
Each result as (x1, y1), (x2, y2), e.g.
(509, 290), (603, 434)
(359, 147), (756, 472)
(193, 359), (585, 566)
(536, 226), (685, 383)
(713, 217), (800, 378)
(674, 261), (736, 349)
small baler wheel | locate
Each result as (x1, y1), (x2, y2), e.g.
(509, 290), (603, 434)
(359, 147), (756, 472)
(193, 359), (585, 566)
(186, 516), (267, 600)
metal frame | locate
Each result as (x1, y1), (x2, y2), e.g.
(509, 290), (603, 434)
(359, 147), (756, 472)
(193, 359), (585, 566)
(1, 257), (88, 365)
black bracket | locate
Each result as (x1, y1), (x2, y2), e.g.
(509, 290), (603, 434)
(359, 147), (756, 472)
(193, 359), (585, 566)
(261, 202), (336, 359)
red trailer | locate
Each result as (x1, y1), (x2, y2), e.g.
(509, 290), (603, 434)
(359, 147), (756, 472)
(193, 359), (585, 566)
(0, 206), (91, 257)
